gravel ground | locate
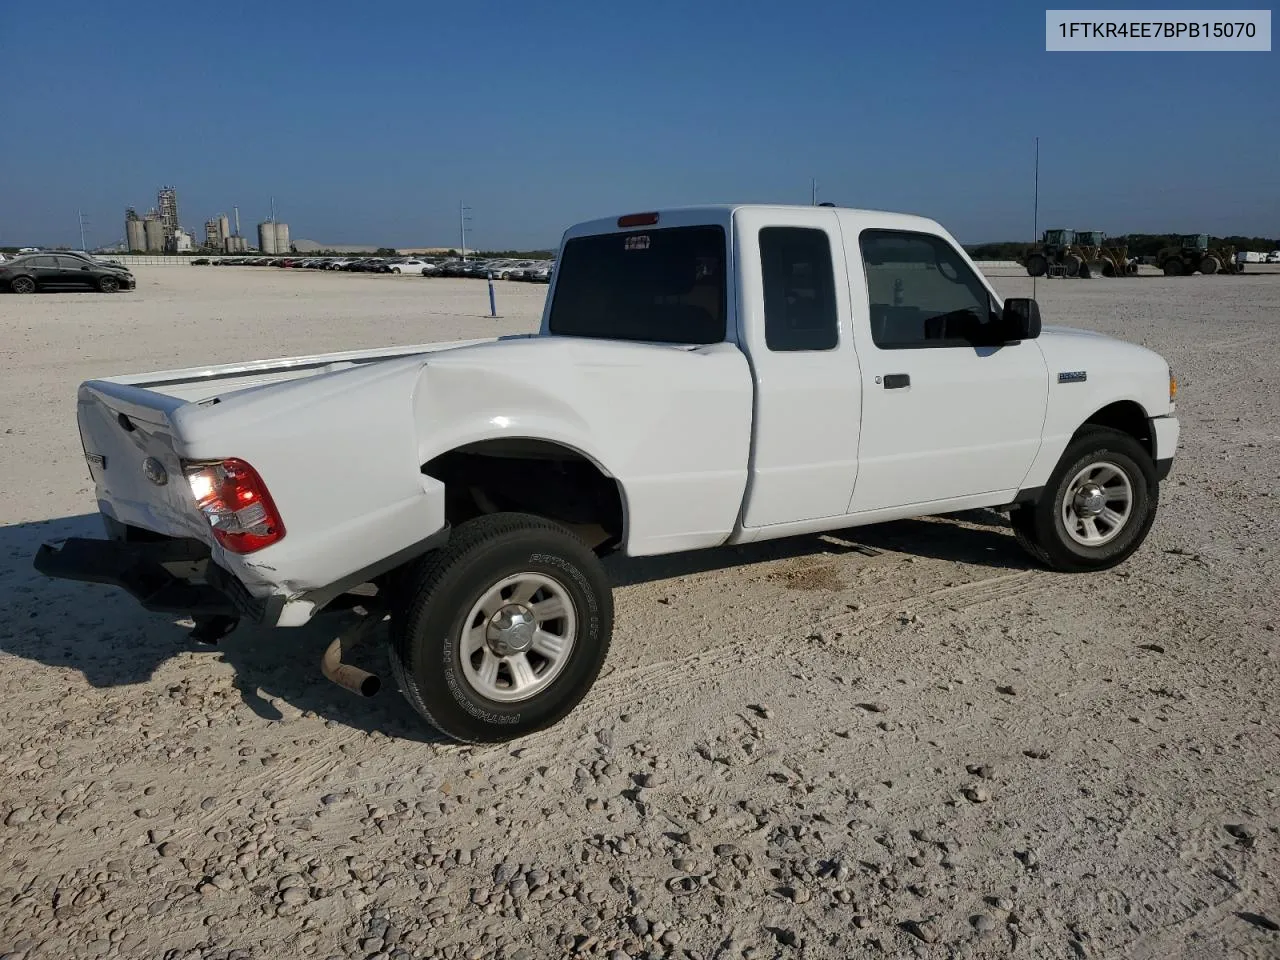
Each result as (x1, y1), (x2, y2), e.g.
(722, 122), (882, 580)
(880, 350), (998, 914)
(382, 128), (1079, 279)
(1, 266), (1277, 960)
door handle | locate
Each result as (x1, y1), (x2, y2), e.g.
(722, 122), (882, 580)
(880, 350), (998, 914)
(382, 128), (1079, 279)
(883, 373), (910, 389)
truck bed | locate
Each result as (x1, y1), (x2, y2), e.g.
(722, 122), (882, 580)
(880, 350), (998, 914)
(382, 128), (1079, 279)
(103, 337), (499, 403)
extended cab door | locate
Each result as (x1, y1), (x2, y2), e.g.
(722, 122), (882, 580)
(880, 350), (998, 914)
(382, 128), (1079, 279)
(844, 225), (1048, 512)
(735, 207), (863, 528)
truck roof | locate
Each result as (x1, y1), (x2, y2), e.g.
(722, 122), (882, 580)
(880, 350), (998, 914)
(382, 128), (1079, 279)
(563, 204), (949, 241)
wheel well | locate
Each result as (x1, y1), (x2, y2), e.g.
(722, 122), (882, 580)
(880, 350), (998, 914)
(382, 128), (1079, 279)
(1076, 401), (1152, 457)
(423, 440), (625, 553)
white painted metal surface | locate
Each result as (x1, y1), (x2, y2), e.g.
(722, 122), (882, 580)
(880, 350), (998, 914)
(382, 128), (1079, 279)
(732, 206), (863, 528)
(71, 203), (1179, 627)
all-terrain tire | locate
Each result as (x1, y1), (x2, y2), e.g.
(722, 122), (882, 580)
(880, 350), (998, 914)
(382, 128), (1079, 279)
(1010, 427), (1158, 572)
(388, 513), (613, 743)
(1163, 259), (1183, 276)
(1025, 254), (1048, 278)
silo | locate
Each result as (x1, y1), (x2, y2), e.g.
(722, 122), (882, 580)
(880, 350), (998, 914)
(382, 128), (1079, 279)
(143, 218), (165, 252)
(257, 222), (276, 255)
(126, 219), (146, 252)
(218, 215), (230, 244)
(274, 222), (290, 253)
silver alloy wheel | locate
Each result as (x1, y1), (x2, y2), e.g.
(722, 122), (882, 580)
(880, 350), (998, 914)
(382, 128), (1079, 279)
(1061, 460), (1133, 547)
(12, 276), (35, 294)
(459, 571), (577, 703)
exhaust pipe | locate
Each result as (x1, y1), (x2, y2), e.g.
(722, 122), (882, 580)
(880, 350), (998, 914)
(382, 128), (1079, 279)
(321, 606), (384, 697)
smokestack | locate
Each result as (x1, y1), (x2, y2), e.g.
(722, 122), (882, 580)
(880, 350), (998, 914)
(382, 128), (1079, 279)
(270, 196), (276, 223)
(234, 206), (240, 235)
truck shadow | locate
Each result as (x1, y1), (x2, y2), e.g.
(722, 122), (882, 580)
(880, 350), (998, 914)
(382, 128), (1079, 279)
(1, 509), (1026, 736)
(0, 514), (442, 742)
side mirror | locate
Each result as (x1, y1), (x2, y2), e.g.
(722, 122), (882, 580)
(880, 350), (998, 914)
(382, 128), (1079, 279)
(1001, 297), (1041, 340)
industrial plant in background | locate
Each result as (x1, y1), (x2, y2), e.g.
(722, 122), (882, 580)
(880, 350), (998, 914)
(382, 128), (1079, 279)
(257, 220), (291, 255)
(125, 186), (183, 252)
(125, 187), (252, 253)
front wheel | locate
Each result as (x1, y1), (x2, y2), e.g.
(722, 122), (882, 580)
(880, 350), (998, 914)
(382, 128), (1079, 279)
(98, 276), (120, 293)
(1011, 427), (1158, 572)
(388, 513), (613, 742)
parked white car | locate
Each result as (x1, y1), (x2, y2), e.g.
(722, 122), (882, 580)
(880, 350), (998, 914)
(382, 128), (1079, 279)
(36, 204), (1179, 743)
(495, 261), (536, 280)
(389, 259), (433, 275)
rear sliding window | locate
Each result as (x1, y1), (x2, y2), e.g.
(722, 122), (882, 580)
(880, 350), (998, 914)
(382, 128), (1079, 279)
(760, 227), (838, 351)
(547, 225), (726, 344)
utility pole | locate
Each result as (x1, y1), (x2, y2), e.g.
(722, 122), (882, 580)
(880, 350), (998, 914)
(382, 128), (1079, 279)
(811, 178), (817, 206)
(1032, 137), (1040, 299)
(460, 201), (472, 261)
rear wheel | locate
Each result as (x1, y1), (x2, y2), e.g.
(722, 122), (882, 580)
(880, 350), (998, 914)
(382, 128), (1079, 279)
(388, 513), (613, 743)
(1011, 427), (1157, 572)
(1025, 254), (1048, 278)
(1199, 256), (1220, 275)
(10, 275), (36, 294)
(1064, 255), (1082, 278)
(392, 268), (401, 274)
(1162, 258), (1183, 276)
(98, 276), (120, 293)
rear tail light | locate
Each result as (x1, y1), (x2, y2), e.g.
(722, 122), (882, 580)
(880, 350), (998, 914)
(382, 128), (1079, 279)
(617, 212), (659, 228)
(182, 458), (285, 553)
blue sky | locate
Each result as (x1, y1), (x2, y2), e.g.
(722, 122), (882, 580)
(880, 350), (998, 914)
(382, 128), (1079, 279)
(1, 1), (1274, 249)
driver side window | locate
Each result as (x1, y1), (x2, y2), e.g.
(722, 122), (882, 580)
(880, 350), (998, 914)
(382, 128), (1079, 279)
(860, 230), (999, 349)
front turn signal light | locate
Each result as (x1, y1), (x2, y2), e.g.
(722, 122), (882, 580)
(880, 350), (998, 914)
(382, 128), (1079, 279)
(1169, 372), (1178, 403)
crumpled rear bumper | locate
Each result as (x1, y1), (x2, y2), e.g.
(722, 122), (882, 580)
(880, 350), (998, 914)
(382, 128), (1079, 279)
(33, 536), (281, 624)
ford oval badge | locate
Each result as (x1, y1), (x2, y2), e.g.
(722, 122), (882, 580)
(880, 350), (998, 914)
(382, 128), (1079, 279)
(142, 457), (169, 486)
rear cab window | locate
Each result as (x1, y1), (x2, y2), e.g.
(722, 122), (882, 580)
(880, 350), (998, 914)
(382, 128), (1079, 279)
(547, 226), (726, 344)
(759, 227), (838, 351)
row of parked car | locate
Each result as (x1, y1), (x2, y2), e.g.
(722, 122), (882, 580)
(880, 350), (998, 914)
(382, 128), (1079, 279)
(190, 255), (555, 282)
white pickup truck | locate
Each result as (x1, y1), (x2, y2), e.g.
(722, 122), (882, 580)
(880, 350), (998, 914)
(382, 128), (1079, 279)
(36, 205), (1179, 742)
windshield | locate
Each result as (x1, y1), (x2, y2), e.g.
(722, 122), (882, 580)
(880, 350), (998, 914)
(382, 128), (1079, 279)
(547, 225), (726, 344)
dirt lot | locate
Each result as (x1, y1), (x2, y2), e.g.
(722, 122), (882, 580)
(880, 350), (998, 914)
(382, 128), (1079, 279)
(1, 266), (1277, 960)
